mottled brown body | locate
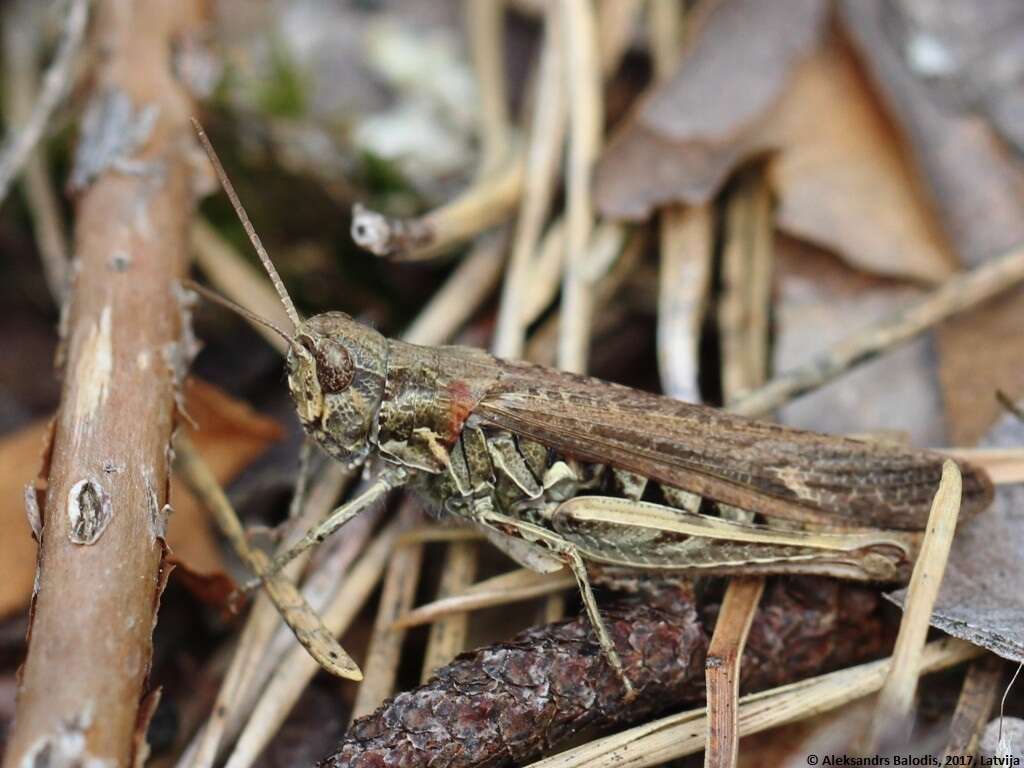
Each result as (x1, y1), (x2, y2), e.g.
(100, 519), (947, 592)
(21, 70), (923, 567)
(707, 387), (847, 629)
(290, 314), (990, 523)
(285, 312), (991, 585)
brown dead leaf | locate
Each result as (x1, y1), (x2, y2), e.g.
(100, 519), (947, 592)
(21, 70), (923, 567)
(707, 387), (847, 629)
(597, 1), (953, 283)
(0, 378), (282, 619)
(595, 0), (829, 217)
(767, 34), (956, 283)
(888, 404), (1024, 663)
(936, 287), (1024, 445)
(773, 235), (948, 447)
(838, 0), (1024, 439)
(840, 0), (1024, 267)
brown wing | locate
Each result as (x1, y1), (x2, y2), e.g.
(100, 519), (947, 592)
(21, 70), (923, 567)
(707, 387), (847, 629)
(472, 360), (992, 530)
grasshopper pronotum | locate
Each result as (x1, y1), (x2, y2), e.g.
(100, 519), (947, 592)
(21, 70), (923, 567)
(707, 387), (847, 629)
(189, 122), (992, 695)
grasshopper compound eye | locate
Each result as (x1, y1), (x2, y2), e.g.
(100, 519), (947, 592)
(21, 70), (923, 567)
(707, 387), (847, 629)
(307, 337), (355, 393)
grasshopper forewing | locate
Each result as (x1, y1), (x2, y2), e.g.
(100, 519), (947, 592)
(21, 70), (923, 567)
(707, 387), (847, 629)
(189, 121), (994, 692)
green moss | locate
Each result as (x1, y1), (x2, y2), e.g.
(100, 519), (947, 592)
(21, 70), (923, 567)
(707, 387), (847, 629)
(258, 43), (308, 119)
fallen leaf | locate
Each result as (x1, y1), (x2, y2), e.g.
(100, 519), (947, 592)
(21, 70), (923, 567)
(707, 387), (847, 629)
(595, 0), (829, 217)
(0, 378), (282, 619)
(840, 0), (1024, 267)
(767, 34), (956, 283)
(888, 403), (1024, 663)
(773, 235), (948, 447)
(597, 2), (954, 283)
(936, 287), (1024, 445)
(838, 0), (1024, 440)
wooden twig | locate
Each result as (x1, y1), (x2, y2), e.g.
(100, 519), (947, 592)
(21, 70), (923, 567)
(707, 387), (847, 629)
(943, 655), (1005, 760)
(0, 0), (89, 206)
(2, 0), (72, 303)
(732, 242), (1024, 417)
(525, 639), (980, 768)
(223, 517), (407, 768)
(2, 3), (196, 764)
(860, 460), (963, 752)
(349, 502), (425, 721)
(558, 0), (602, 374)
(394, 568), (575, 629)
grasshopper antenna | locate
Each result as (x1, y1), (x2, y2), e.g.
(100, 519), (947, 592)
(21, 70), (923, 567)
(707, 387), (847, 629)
(191, 117), (302, 331)
(184, 279), (296, 350)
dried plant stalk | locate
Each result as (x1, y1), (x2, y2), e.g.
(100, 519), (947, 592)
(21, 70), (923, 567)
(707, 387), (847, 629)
(705, 170), (774, 768)
(2, 2), (199, 764)
(732, 242), (1024, 417)
(421, 540), (479, 681)
(943, 655), (1004, 760)
(558, 0), (602, 373)
(349, 503), (425, 721)
(860, 460), (963, 751)
(323, 578), (893, 768)
(703, 577), (765, 768)
(2, 0), (73, 302)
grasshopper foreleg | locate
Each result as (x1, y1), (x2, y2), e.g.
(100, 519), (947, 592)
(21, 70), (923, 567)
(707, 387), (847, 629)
(475, 506), (637, 699)
(244, 465), (409, 590)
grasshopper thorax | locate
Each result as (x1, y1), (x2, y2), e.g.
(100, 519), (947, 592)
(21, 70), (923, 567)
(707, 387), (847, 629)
(286, 312), (388, 467)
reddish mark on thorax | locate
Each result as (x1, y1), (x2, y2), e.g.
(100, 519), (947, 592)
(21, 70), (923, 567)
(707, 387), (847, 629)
(445, 380), (476, 439)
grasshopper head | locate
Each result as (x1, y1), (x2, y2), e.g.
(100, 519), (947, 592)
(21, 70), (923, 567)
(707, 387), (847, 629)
(287, 313), (387, 467)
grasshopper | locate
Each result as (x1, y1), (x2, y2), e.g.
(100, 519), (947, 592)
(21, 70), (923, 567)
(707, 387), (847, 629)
(190, 124), (993, 694)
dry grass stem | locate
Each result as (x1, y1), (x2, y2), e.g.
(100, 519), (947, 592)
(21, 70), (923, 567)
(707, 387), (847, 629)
(648, 0), (685, 77)
(191, 219), (294, 353)
(396, 525), (483, 546)
(860, 460), (963, 752)
(494, 4), (566, 358)
(525, 638), (982, 768)
(943, 655), (1005, 760)
(394, 567), (575, 629)
(704, 171), (773, 768)
(558, 0), (602, 373)
(349, 502), (425, 721)
(703, 577), (766, 768)
(350, 156), (524, 261)
(2, 0), (71, 302)
(421, 540), (479, 681)
(732, 242), (1024, 417)
(465, 0), (511, 176)
(224, 518), (407, 768)
(0, 0), (89, 206)
(937, 447), (1024, 485)
(596, 0), (645, 78)
(657, 205), (712, 402)
(719, 173), (774, 404)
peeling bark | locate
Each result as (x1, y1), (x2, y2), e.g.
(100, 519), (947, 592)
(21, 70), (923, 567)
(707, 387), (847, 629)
(2, 2), (202, 766)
